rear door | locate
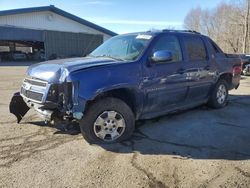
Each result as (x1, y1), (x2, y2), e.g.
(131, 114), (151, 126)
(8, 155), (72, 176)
(141, 34), (188, 115)
(181, 35), (214, 101)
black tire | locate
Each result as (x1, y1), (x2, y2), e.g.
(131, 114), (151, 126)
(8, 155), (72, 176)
(80, 97), (135, 144)
(208, 79), (228, 109)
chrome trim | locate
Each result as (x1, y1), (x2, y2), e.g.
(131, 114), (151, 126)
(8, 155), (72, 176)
(23, 78), (47, 88)
(35, 108), (53, 121)
(21, 92), (44, 104)
(21, 77), (50, 103)
(24, 76), (48, 85)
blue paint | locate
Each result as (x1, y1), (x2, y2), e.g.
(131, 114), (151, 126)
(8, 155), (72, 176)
(12, 30), (242, 122)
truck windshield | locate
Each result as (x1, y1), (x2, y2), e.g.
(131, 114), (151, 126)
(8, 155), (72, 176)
(90, 34), (152, 61)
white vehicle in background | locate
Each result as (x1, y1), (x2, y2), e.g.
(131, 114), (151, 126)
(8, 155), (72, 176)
(240, 54), (250, 76)
(243, 64), (250, 76)
(239, 54), (250, 74)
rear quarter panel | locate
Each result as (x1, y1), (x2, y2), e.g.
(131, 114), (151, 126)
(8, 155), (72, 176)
(203, 36), (241, 89)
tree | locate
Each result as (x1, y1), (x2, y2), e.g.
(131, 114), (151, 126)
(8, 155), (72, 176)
(184, 0), (250, 54)
(243, 0), (250, 53)
(184, 7), (202, 32)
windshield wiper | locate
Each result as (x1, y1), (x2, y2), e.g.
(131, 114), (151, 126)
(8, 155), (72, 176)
(91, 55), (125, 61)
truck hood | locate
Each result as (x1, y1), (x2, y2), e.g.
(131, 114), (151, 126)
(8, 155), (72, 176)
(27, 57), (122, 83)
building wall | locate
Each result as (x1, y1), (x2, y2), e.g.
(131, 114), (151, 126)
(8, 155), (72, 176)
(0, 11), (111, 40)
(44, 30), (103, 59)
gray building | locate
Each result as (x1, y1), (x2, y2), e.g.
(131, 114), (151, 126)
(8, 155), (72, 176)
(0, 5), (116, 61)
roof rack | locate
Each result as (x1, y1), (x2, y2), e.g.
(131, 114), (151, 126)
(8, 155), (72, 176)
(162, 29), (201, 34)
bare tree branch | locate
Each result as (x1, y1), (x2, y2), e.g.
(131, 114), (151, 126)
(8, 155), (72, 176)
(184, 0), (250, 54)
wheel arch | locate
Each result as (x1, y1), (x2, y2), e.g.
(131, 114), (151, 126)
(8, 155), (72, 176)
(84, 87), (142, 119)
(218, 72), (233, 87)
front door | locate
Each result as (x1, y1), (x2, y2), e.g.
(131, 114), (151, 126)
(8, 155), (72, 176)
(141, 34), (188, 115)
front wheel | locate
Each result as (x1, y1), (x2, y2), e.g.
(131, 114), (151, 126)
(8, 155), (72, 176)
(80, 98), (135, 144)
(208, 79), (228, 109)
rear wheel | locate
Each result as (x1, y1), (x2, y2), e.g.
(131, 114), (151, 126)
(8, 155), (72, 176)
(80, 97), (135, 144)
(208, 79), (228, 108)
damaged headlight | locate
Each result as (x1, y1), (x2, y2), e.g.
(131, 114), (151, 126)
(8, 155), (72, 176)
(47, 84), (59, 102)
(45, 81), (79, 112)
(46, 82), (73, 109)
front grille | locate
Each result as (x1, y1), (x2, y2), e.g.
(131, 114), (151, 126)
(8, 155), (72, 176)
(24, 78), (47, 87)
(21, 77), (48, 103)
(21, 87), (43, 102)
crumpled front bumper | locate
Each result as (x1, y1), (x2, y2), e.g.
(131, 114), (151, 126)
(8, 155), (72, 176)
(9, 92), (86, 124)
(9, 92), (59, 123)
(9, 92), (30, 123)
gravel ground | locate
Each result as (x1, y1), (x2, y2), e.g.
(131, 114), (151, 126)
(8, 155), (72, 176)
(0, 66), (250, 188)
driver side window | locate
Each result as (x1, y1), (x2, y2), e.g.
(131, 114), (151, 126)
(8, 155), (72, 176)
(151, 35), (182, 63)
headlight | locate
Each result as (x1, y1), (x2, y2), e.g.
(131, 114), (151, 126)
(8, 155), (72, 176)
(47, 84), (59, 102)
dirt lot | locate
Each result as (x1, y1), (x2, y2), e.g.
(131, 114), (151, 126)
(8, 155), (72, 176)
(0, 66), (250, 188)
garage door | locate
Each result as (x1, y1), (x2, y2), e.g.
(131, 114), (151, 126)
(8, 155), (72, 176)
(0, 26), (44, 41)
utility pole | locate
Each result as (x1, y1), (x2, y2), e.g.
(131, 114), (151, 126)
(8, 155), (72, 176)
(243, 0), (250, 54)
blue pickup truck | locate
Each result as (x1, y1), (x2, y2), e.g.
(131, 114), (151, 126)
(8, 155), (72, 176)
(10, 30), (241, 143)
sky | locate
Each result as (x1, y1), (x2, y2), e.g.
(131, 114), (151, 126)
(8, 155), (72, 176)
(0, 0), (228, 34)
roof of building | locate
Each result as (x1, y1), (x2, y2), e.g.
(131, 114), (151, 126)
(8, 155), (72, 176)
(0, 5), (117, 36)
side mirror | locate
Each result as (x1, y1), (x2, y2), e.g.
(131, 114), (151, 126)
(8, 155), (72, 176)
(151, 50), (173, 63)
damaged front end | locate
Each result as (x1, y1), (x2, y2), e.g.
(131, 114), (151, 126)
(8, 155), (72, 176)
(9, 92), (30, 123)
(9, 75), (83, 124)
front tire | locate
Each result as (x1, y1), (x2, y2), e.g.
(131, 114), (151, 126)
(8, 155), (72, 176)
(80, 97), (135, 144)
(208, 79), (228, 109)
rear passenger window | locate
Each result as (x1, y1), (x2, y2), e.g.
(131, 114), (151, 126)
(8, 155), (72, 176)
(151, 35), (182, 63)
(183, 36), (207, 61)
(209, 40), (223, 54)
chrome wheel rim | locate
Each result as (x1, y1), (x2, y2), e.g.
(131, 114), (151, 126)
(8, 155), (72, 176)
(93, 111), (126, 142)
(216, 84), (227, 104)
